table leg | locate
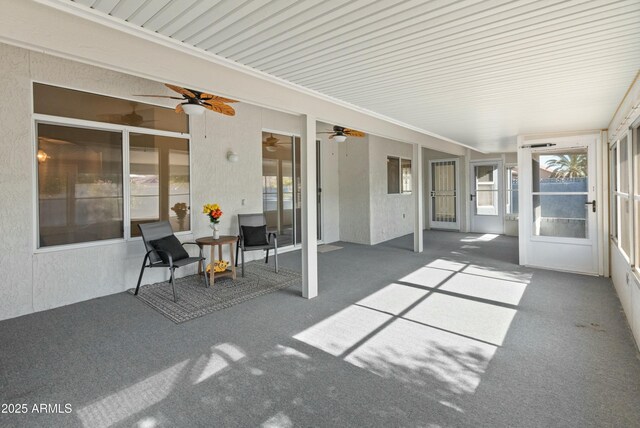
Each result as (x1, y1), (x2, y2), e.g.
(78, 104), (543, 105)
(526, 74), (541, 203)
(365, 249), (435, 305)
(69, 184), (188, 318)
(229, 242), (236, 280)
(209, 245), (215, 286)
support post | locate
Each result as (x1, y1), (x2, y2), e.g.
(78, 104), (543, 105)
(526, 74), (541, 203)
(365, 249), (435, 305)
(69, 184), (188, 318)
(301, 115), (318, 298)
(413, 143), (424, 252)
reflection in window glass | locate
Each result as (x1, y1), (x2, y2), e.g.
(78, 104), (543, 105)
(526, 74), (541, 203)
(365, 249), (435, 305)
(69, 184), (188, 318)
(37, 123), (123, 247)
(401, 159), (412, 194)
(129, 133), (190, 236)
(388, 157), (400, 194)
(34, 83), (189, 133)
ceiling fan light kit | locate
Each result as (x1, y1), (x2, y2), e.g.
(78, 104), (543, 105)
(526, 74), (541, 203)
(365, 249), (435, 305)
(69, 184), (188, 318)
(181, 103), (205, 115)
(317, 125), (366, 142)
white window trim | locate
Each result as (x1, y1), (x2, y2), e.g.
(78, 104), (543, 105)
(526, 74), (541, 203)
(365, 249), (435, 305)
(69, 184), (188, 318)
(614, 131), (633, 263)
(505, 163), (518, 221)
(387, 155), (412, 195)
(32, 95), (192, 253)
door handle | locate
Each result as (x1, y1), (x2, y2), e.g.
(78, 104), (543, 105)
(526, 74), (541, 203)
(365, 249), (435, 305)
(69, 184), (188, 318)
(585, 200), (596, 213)
(470, 194), (475, 201)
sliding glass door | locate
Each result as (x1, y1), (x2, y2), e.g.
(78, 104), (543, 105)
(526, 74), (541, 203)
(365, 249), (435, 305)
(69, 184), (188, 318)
(262, 132), (321, 247)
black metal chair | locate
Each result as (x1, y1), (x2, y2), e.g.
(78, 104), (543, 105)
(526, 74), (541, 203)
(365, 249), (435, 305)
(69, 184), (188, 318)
(135, 221), (208, 302)
(235, 213), (278, 277)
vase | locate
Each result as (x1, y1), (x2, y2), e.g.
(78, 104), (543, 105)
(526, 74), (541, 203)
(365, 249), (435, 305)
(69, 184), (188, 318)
(209, 222), (220, 239)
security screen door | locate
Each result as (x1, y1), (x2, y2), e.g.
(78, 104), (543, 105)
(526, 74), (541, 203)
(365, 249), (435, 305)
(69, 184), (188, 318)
(429, 159), (459, 230)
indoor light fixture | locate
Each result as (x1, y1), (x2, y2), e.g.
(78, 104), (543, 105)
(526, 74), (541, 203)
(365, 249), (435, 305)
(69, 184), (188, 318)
(226, 151), (239, 163)
(333, 135), (347, 143)
(36, 149), (49, 163)
(181, 103), (205, 116)
(265, 146), (277, 152)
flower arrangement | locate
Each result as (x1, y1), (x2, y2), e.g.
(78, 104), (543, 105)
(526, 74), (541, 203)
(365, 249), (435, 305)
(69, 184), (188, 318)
(171, 202), (189, 219)
(202, 203), (223, 224)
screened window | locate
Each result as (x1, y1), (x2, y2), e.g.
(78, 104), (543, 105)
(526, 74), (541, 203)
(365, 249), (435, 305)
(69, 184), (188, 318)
(37, 123), (123, 247)
(611, 144), (618, 242)
(35, 84), (191, 248)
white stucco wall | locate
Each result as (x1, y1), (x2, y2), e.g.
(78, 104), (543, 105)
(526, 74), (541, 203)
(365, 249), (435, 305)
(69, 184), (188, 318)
(368, 135), (415, 245)
(0, 43), (339, 321)
(338, 135), (371, 245)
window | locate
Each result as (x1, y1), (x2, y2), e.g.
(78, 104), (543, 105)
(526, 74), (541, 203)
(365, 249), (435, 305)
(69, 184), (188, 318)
(34, 84), (190, 248)
(531, 150), (589, 238)
(506, 165), (518, 217)
(37, 123), (123, 247)
(387, 156), (412, 194)
(634, 124), (640, 270)
(617, 135), (631, 258)
(387, 157), (400, 193)
(129, 134), (190, 237)
(611, 144), (618, 242)
(401, 159), (412, 194)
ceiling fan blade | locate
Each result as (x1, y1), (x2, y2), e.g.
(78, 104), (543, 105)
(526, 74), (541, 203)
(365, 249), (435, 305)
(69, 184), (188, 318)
(200, 94), (239, 103)
(165, 84), (196, 99)
(344, 129), (365, 137)
(203, 101), (235, 116)
(175, 104), (184, 114)
(133, 94), (183, 100)
(328, 134), (336, 139)
(316, 131), (335, 134)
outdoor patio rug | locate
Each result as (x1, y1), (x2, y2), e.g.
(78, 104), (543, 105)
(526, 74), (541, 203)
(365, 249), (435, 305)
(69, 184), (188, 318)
(317, 244), (343, 253)
(128, 262), (301, 324)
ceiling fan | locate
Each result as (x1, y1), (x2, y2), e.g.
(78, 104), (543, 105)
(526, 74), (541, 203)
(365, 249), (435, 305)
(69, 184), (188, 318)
(98, 102), (153, 127)
(135, 84), (238, 116)
(317, 125), (366, 142)
(262, 133), (290, 152)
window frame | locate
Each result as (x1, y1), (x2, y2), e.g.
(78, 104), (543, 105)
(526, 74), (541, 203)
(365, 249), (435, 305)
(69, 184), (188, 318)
(505, 163), (518, 220)
(387, 155), (412, 195)
(632, 119), (640, 274)
(614, 131), (633, 262)
(32, 87), (192, 253)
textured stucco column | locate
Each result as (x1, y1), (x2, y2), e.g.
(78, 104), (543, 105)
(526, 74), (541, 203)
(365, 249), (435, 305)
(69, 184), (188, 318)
(413, 143), (424, 252)
(301, 115), (318, 298)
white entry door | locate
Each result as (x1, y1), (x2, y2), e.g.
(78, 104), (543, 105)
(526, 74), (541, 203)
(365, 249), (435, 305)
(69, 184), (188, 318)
(519, 135), (599, 274)
(470, 160), (504, 234)
(429, 159), (459, 229)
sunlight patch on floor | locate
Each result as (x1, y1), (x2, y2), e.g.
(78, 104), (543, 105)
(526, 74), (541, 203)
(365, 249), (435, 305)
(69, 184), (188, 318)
(293, 257), (527, 403)
(404, 294), (517, 346)
(345, 318), (497, 395)
(461, 234), (499, 242)
(293, 305), (391, 356)
(261, 411), (293, 428)
(439, 273), (527, 306)
(399, 266), (453, 288)
(356, 283), (429, 315)
(77, 360), (189, 428)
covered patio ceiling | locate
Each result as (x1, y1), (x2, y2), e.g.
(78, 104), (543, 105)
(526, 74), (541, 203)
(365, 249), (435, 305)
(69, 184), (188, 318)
(43, 0), (640, 152)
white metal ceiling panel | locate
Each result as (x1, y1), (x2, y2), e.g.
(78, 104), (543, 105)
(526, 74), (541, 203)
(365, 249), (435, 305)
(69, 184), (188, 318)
(69, 0), (640, 151)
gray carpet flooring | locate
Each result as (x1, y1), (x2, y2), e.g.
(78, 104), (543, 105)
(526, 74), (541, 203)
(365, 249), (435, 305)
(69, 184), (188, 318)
(1, 230), (640, 427)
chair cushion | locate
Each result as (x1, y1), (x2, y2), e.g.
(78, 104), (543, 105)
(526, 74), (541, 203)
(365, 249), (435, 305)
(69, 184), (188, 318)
(149, 235), (189, 264)
(242, 225), (269, 246)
